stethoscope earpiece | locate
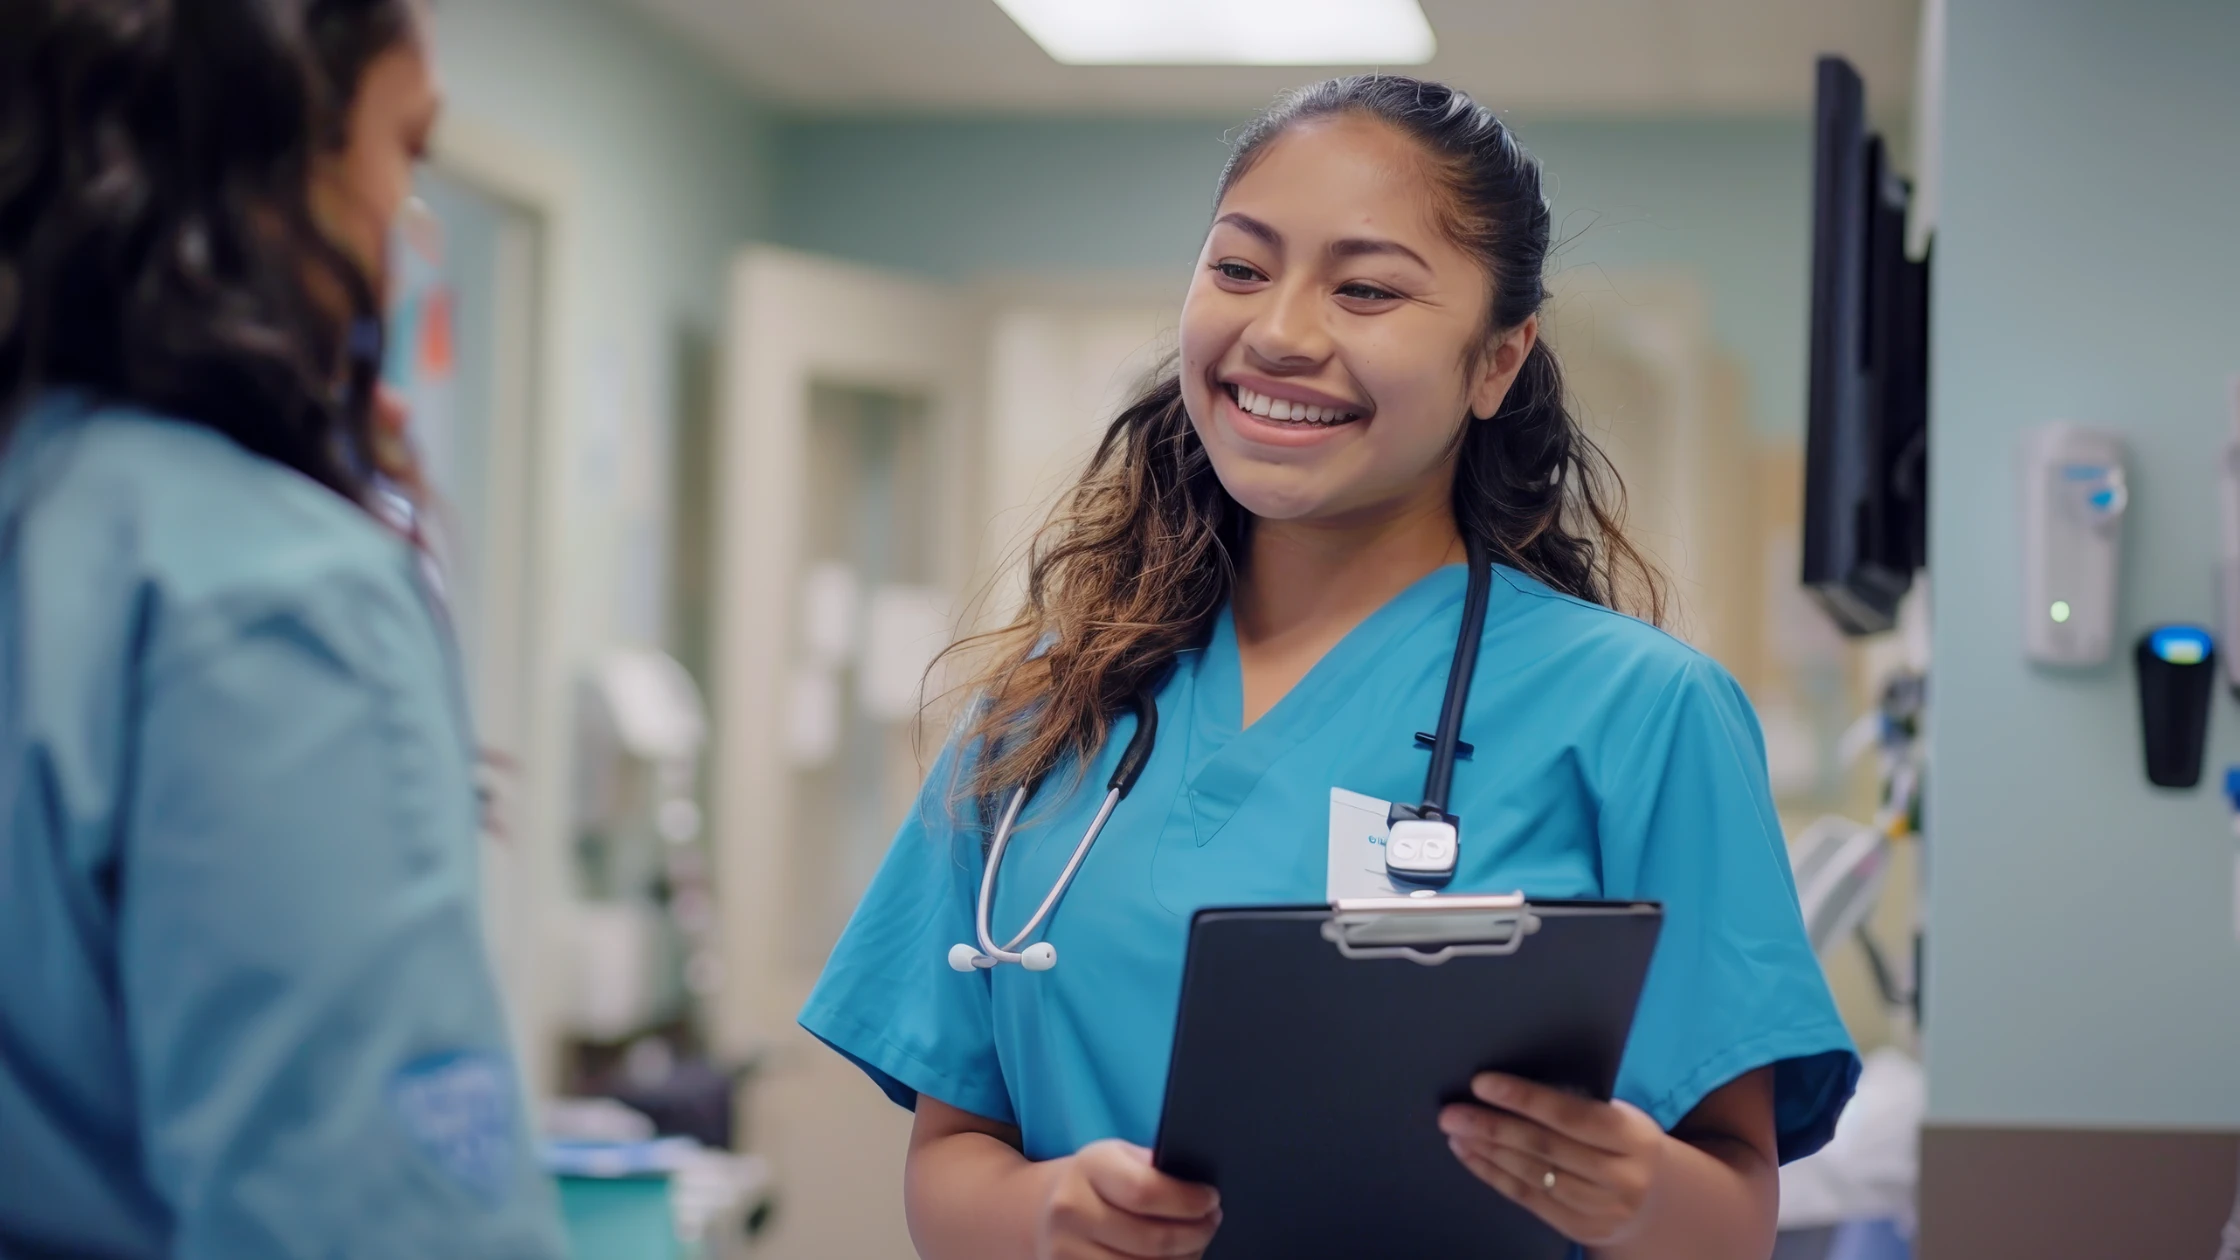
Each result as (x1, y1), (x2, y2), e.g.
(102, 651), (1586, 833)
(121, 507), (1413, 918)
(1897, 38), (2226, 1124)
(957, 693), (1160, 975)
(946, 940), (1057, 971)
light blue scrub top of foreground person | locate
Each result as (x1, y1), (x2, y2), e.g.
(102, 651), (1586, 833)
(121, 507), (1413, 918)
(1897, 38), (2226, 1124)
(803, 562), (1860, 1171)
(0, 395), (564, 1259)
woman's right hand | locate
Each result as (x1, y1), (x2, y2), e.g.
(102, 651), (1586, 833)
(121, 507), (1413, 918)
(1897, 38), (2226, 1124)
(1034, 1139), (1222, 1259)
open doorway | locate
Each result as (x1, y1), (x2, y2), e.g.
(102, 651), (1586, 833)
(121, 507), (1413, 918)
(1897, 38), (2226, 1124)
(399, 120), (576, 1101)
(708, 247), (983, 1260)
(384, 159), (548, 1051)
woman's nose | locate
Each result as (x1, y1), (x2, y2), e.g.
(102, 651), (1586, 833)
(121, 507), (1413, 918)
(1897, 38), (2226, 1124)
(1243, 278), (1330, 368)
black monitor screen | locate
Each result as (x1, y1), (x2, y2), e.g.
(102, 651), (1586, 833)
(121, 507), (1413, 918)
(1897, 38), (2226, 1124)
(1802, 55), (1930, 637)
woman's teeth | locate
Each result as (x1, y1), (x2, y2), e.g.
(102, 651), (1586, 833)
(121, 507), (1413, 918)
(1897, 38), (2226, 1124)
(1227, 383), (1362, 426)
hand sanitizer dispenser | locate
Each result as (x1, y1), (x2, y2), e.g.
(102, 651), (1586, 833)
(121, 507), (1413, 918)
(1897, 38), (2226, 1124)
(2020, 424), (2127, 667)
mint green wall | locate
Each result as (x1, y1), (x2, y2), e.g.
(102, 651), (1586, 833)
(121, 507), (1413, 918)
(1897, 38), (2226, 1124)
(772, 115), (1817, 437)
(1927, 0), (2240, 1127)
(433, 0), (775, 646)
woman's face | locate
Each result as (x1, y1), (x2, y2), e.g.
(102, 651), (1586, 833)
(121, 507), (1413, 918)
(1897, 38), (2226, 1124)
(310, 4), (442, 292)
(1178, 115), (1534, 529)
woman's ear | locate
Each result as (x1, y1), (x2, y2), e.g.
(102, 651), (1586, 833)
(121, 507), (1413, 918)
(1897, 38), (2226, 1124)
(1467, 314), (1539, 421)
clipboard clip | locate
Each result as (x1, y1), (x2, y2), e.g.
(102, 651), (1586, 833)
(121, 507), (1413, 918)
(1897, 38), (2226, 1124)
(1320, 892), (1541, 966)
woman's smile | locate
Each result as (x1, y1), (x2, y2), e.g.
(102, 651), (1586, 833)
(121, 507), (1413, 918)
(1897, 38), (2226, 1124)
(1214, 374), (1370, 449)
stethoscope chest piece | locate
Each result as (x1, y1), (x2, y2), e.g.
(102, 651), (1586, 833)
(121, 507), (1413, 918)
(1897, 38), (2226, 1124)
(1379, 539), (1492, 890)
(1385, 817), (1460, 886)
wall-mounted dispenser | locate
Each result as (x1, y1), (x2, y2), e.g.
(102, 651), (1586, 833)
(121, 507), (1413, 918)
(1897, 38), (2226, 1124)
(2137, 625), (2215, 789)
(2020, 424), (2128, 667)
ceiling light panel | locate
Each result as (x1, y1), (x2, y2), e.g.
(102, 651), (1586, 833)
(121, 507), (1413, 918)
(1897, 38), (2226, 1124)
(991, 0), (1437, 66)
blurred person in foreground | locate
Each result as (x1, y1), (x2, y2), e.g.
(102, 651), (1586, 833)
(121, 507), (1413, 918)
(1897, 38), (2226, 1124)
(0, 2), (565, 1256)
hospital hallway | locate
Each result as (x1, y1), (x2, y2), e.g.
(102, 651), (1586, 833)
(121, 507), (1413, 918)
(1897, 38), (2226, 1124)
(5, 0), (2240, 1258)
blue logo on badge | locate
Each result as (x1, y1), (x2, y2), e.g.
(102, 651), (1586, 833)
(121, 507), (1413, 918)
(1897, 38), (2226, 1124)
(389, 1051), (516, 1203)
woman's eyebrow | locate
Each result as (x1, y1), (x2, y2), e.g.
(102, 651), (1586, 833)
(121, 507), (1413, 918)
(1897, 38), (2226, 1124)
(1330, 236), (1431, 270)
(1215, 212), (1430, 272)
(1213, 212), (1282, 250)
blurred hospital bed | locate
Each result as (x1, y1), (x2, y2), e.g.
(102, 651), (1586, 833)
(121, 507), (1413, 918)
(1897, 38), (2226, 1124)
(1773, 816), (1922, 1260)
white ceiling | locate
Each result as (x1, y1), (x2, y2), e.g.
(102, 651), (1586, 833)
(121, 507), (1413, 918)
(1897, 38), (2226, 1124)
(615, 0), (1922, 118)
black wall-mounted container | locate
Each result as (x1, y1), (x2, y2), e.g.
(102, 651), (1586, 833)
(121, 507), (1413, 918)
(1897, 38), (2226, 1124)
(2136, 625), (2216, 788)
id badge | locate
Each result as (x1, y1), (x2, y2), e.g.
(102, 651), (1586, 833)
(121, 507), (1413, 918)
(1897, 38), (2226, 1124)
(1327, 787), (1406, 901)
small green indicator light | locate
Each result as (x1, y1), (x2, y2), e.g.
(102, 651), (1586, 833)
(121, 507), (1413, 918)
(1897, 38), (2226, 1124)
(2050, 601), (2072, 623)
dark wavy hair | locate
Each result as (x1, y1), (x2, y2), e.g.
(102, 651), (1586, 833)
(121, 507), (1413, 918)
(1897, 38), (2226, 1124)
(943, 74), (1664, 809)
(0, 0), (416, 501)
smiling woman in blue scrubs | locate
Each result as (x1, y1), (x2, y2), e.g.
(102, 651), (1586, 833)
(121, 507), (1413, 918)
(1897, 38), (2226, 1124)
(804, 75), (1857, 1260)
(0, 3), (561, 1257)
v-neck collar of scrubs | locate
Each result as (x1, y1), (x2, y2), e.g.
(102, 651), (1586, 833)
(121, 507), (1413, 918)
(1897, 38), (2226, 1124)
(1178, 563), (1473, 848)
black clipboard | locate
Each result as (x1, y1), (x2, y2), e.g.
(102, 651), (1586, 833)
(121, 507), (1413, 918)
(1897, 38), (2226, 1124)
(1151, 895), (1664, 1260)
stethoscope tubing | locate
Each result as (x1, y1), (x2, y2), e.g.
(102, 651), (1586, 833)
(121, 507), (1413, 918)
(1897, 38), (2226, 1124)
(956, 541), (1487, 972)
(970, 783), (1124, 966)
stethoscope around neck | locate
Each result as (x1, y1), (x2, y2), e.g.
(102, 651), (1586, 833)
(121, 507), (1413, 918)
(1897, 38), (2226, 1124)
(948, 692), (1161, 973)
(949, 535), (1495, 974)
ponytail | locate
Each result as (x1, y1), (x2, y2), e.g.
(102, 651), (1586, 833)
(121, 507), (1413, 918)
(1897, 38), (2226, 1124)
(1457, 338), (1664, 624)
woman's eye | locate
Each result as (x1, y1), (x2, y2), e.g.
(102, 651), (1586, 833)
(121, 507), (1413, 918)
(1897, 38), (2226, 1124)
(1214, 262), (1264, 283)
(1338, 282), (1401, 301)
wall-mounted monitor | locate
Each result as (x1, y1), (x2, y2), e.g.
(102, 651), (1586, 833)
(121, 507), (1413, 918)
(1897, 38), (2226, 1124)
(1802, 55), (1931, 637)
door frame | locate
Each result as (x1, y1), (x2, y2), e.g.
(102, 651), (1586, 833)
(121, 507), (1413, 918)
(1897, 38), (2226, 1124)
(1545, 266), (1753, 665)
(426, 115), (580, 1101)
(708, 245), (982, 1062)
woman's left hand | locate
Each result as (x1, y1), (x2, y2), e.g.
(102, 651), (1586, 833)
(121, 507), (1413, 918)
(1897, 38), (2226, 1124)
(1438, 1072), (1669, 1250)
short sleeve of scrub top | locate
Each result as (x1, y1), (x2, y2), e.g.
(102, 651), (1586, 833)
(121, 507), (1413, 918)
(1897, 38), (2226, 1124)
(798, 742), (1015, 1123)
(1592, 653), (1859, 1162)
(803, 564), (1856, 1169)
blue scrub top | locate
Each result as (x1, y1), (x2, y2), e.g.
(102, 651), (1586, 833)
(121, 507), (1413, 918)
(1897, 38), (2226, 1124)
(803, 561), (1859, 1170)
(0, 395), (564, 1259)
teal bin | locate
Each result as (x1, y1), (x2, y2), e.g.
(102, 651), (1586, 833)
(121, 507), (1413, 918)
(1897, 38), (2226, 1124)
(555, 1172), (681, 1260)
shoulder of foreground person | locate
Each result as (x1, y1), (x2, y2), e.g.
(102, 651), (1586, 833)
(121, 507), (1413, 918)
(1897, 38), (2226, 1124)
(13, 399), (441, 678)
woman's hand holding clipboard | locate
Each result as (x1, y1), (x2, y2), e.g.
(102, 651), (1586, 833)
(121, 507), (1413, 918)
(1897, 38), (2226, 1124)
(1440, 1071), (1669, 1249)
(1030, 1140), (1221, 1260)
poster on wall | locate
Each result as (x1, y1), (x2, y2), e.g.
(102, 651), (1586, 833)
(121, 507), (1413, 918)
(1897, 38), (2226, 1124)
(382, 198), (458, 557)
